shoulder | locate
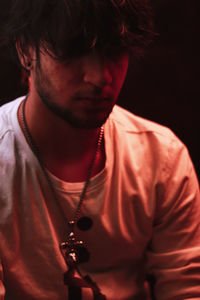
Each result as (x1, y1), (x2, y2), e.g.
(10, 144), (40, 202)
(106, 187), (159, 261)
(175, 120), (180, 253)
(107, 105), (191, 178)
(110, 105), (177, 140)
(108, 105), (184, 152)
(108, 105), (199, 194)
(0, 97), (24, 139)
(0, 97), (25, 165)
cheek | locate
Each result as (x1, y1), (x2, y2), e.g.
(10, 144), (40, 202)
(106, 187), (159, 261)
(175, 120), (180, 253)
(38, 58), (80, 91)
(111, 57), (129, 90)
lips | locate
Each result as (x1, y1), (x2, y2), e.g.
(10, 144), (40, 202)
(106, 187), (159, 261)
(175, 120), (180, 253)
(75, 96), (113, 111)
(75, 95), (111, 102)
(76, 95), (112, 104)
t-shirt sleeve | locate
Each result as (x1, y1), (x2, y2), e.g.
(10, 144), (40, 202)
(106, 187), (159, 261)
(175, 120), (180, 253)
(147, 139), (200, 299)
(0, 259), (5, 300)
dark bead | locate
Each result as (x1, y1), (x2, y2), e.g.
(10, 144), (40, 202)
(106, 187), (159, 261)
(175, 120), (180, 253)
(77, 246), (90, 263)
(77, 217), (93, 231)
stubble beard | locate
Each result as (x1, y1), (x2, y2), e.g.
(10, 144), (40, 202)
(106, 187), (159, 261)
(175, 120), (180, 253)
(39, 94), (112, 129)
(34, 67), (113, 129)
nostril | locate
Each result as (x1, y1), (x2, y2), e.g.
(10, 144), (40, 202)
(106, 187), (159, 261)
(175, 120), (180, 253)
(83, 68), (112, 87)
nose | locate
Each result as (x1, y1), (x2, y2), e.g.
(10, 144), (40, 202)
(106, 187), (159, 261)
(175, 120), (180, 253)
(83, 53), (112, 88)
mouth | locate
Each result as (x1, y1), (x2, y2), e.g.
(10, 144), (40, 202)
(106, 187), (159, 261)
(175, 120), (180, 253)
(76, 96), (111, 102)
(75, 96), (113, 110)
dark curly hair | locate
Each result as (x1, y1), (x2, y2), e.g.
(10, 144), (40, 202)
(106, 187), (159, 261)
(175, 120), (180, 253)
(1, 0), (155, 62)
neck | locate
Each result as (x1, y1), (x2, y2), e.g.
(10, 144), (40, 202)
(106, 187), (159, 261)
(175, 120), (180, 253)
(26, 94), (101, 156)
(18, 94), (106, 182)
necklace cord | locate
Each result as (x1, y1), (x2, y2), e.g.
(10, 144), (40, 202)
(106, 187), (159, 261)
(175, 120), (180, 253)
(20, 97), (107, 296)
(20, 97), (104, 228)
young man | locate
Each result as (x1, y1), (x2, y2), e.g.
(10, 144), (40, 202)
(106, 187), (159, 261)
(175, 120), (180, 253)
(0, 0), (200, 299)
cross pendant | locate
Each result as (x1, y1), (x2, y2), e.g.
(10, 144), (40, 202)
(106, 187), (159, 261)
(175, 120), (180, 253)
(60, 220), (90, 267)
(60, 231), (84, 267)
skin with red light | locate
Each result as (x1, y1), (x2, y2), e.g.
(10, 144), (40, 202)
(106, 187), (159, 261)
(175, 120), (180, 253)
(18, 48), (129, 182)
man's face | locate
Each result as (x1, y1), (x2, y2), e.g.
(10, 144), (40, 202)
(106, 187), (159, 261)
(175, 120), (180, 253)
(31, 49), (129, 128)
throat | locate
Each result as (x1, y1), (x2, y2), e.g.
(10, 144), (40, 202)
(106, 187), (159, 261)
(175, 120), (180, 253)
(45, 147), (106, 182)
(40, 126), (105, 182)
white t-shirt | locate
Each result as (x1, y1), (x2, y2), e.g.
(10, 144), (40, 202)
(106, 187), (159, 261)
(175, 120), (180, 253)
(0, 97), (200, 300)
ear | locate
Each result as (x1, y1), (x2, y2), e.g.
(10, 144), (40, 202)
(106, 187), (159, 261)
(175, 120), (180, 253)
(15, 40), (35, 71)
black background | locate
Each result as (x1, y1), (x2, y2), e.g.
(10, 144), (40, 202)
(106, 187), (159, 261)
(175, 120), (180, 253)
(0, 0), (199, 178)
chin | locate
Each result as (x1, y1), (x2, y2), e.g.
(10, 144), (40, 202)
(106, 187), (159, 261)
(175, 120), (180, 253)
(64, 115), (108, 129)
(58, 105), (113, 129)
(77, 110), (113, 129)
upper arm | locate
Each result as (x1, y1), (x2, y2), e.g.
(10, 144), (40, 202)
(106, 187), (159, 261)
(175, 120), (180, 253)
(147, 141), (200, 299)
(0, 259), (5, 300)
